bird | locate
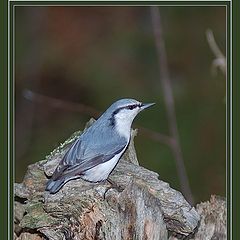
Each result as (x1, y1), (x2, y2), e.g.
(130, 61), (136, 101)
(46, 98), (155, 194)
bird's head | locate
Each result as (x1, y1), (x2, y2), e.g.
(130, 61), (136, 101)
(103, 99), (155, 137)
(110, 98), (154, 121)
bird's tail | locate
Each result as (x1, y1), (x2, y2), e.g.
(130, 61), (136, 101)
(46, 178), (66, 194)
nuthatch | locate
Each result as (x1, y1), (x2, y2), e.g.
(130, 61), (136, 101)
(46, 98), (155, 193)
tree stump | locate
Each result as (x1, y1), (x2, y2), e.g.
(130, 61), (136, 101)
(14, 120), (225, 240)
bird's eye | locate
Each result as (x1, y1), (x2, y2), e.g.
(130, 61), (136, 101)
(127, 105), (135, 110)
(127, 104), (141, 110)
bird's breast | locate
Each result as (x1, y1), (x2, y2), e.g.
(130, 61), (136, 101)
(81, 146), (127, 182)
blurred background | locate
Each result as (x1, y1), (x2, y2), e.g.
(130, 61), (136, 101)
(15, 6), (226, 203)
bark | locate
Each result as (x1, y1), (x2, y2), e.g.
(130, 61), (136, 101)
(14, 119), (225, 240)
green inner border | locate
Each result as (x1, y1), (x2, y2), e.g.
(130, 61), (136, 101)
(8, 1), (230, 6)
(226, 3), (230, 239)
(1, 0), (8, 239)
(9, 3), (14, 240)
(4, 1), (236, 239)
(226, 3), (230, 240)
(232, 0), (239, 238)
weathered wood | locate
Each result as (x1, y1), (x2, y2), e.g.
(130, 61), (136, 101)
(14, 120), (202, 240)
(193, 195), (226, 240)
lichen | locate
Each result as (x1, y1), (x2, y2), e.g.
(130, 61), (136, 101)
(45, 118), (96, 161)
(20, 201), (59, 229)
(45, 130), (82, 161)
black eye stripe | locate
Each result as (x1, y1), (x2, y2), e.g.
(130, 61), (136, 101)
(113, 103), (141, 115)
(127, 104), (141, 110)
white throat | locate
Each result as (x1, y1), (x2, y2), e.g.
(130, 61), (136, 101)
(114, 111), (138, 139)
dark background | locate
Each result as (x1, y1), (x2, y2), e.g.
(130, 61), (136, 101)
(15, 6), (226, 203)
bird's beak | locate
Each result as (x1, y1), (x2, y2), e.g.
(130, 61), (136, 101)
(140, 102), (155, 110)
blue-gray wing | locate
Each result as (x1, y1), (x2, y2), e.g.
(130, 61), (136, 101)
(49, 133), (127, 182)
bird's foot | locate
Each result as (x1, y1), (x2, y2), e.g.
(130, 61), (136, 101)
(103, 178), (124, 199)
(107, 178), (124, 192)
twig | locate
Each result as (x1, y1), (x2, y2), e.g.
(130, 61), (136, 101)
(138, 126), (173, 146)
(22, 89), (100, 118)
(206, 29), (226, 75)
(22, 89), (172, 146)
(150, 6), (194, 204)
